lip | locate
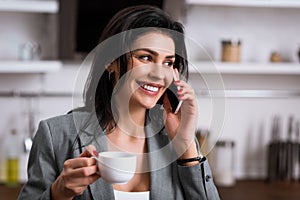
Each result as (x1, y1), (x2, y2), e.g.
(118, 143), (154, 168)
(136, 80), (164, 96)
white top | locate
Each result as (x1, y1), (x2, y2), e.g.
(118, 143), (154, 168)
(114, 190), (150, 200)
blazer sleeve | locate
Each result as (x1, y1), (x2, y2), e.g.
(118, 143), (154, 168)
(177, 139), (221, 200)
(18, 120), (58, 200)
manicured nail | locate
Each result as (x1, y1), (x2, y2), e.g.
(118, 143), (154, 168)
(93, 150), (99, 157)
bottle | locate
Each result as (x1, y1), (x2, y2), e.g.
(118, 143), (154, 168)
(5, 129), (19, 187)
(210, 140), (236, 187)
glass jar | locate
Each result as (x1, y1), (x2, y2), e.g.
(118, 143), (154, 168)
(221, 40), (241, 62)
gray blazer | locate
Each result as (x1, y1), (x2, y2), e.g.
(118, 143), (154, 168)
(18, 111), (220, 200)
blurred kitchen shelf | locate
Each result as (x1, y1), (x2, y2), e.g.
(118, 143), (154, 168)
(189, 62), (300, 75)
(186, 0), (300, 8)
(0, 0), (59, 13)
(0, 60), (62, 73)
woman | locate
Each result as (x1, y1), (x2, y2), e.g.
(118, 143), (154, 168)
(18, 5), (220, 200)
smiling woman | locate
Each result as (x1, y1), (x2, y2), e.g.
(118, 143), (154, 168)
(18, 5), (220, 200)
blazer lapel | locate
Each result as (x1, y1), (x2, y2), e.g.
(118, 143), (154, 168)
(75, 112), (114, 200)
(145, 114), (175, 200)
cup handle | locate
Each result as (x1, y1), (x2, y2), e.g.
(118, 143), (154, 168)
(91, 155), (98, 160)
(91, 156), (101, 175)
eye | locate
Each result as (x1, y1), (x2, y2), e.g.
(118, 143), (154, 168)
(138, 55), (152, 62)
(164, 60), (174, 67)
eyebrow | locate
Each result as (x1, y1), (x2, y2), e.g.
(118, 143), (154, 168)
(132, 48), (175, 59)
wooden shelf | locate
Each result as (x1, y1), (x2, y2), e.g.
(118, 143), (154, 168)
(0, 0), (59, 13)
(189, 61), (300, 75)
(0, 60), (62, 73)
(186, 0), (300, 8)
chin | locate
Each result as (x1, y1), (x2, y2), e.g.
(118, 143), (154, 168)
(133, 92), (164, 110)
(142, 102), (157, 109)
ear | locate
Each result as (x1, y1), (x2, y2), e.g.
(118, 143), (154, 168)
(106, 61), (118, 73)
(106, 61), (120, 81)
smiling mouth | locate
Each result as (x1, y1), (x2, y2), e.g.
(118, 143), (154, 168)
(141, 84), (159, 92)
(136, 81), (163, 93)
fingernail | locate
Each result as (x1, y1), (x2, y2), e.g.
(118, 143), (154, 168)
(93, 150), (99, 157)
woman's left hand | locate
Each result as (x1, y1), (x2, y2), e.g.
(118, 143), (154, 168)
(163, 69), (198, 157)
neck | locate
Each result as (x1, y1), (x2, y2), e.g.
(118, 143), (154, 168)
(114, 104), (146, 138)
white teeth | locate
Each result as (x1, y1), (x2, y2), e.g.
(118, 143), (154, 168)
(142, 84), (159, 92)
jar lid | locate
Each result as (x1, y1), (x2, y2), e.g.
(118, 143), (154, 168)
(216, 140), (235, 147)
(222, 39), (241, 45)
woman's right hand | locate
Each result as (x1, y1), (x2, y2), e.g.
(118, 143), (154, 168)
(51, 145), (101, 200)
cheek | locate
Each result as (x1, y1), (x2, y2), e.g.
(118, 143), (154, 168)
(128, 65), (155, 78)
(165, 70), (174, 86)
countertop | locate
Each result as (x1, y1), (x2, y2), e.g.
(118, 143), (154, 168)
(217, 180), (300, 200)
(1, 180), (300, 200)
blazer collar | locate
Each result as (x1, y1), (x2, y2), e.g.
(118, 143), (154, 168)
(145, 110), (175, 200)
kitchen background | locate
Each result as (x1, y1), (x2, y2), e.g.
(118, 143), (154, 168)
(0, 0), (300, 199)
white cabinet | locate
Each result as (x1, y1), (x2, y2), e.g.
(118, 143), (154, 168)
(0, 0), (61, 73)
(189, 62), (300, 75)
(0, 0), (59, 13)
(0, 61), (62, 73)
(186, 0), (300, 8)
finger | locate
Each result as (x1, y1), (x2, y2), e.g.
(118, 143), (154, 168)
(173, 68), (180, 81)
(68, 173), (101, 188)
(174, 81), (195, 98)
(76, 173), (101, 186)
(66, 165), (99, 178)
(80, 144), (98, 158)
(63, 173), (100, 194)
(64, 157), (97, 170)
(179, 93), (196, 101)
(173, 68), (182, 92)
(178, 88), (195, 98)
(174, 79), (190, 89)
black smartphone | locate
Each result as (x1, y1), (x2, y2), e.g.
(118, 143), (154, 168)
(155, 81), (180, 113)
(166, 81), (180, 113)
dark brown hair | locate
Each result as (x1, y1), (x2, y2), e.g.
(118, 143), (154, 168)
(83, 5), (188, 131)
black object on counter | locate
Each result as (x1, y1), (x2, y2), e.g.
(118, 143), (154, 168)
(267, 115), (280, 181)
(266, 115), (300, 182)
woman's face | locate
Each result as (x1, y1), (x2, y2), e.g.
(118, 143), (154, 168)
(114, 32), (175, 111)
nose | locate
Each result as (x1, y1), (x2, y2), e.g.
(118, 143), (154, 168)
(148, 64), (167, 81)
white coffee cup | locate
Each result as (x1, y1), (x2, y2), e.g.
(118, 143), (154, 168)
(92, 151), (137, 184)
